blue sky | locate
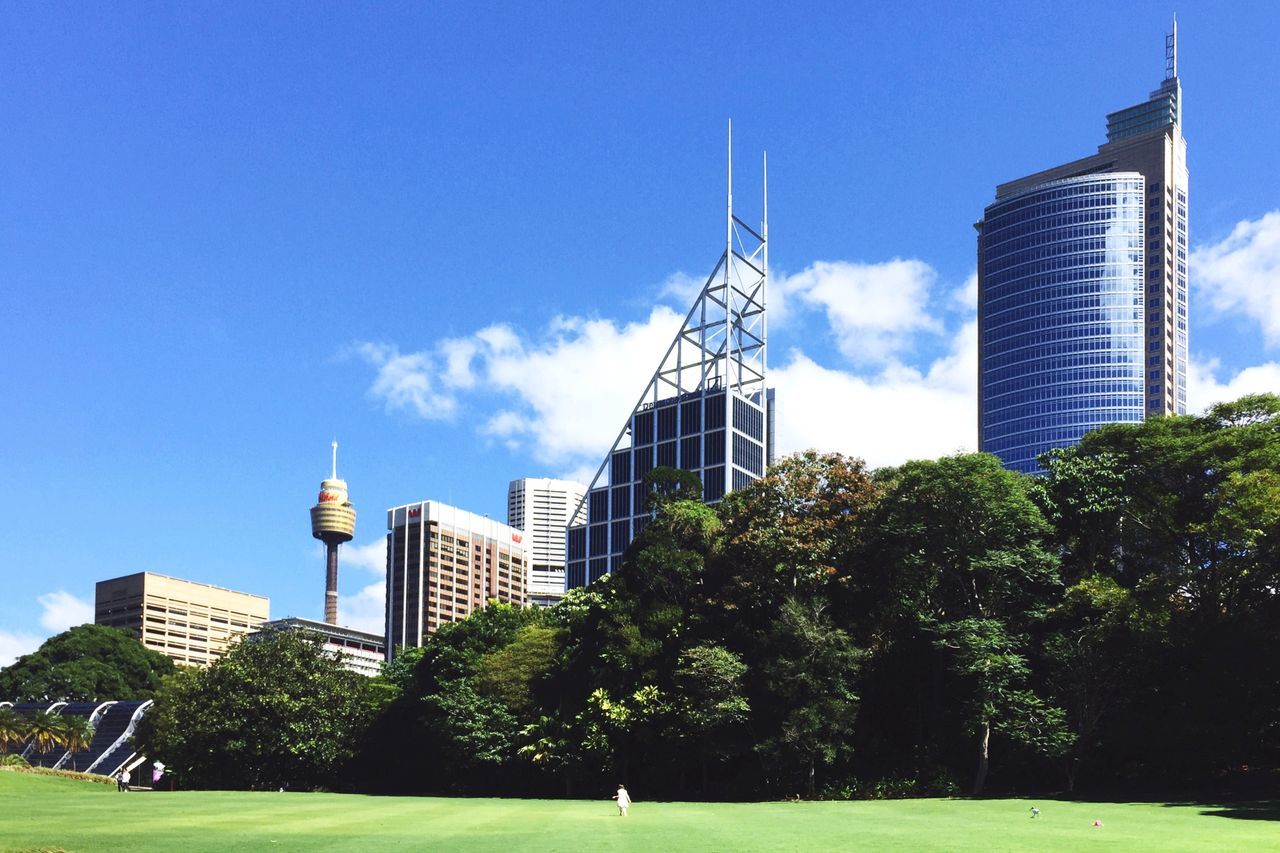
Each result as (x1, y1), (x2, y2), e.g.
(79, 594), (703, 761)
(4, 1), (1280, 661)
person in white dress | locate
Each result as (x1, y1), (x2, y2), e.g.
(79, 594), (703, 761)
(614, 784), (631, 816)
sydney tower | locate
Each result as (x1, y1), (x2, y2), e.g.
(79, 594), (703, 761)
(309, 442), (356, 625)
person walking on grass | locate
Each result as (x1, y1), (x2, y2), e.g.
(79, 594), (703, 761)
(118, 768), (131, 792)
(614, 784), (631, 817)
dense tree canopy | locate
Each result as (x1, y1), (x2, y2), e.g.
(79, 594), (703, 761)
(95, 395), (1280, 799)
(135, 629), (378, 790)
(0, 624), (175, 701)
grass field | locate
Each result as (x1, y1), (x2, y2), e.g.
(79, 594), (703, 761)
(1, 771), (1276, 852)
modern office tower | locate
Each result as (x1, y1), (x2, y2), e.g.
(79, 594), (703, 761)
(94, 572), (269, 666)
(310, 442), (356, 624)
(384, 500), (527, 659)
(507, 477), (587, 608)
(566, 127), (771, 589)
(253, 617), (386, 677)
(976, 24), (1189, 473)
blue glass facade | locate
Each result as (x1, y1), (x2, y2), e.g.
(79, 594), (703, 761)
(565, 386), (768, 589)
(978, 174), (1146, 473)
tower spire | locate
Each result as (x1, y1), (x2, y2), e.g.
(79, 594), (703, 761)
(331, 440), (338, 479)
(726, 118), (733, 268)
(1166, 18), (1178, 80)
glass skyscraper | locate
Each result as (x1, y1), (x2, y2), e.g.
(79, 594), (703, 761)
(566, 135), (771, 589)
(977, 25), (1188, 473)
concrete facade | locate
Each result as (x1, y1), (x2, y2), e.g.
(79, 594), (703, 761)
(253, 617), (386, 677)
(506, 477), (586, 607)
(95, 572), (269, 666)
(384, 501), (526, 659)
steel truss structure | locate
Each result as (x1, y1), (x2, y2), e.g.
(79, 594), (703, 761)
(565, 124), (771, 589)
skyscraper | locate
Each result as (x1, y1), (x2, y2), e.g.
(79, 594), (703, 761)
(384, 500), (526, 659)
(507, 477), (586, 608)
(977, 24), (1188, 473)
(565, 127), (771, 589)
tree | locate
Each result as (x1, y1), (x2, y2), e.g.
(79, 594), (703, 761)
(24, 711), (63, 755)
(863, 454), (1063, 794)
(1038, 575), (1163, 791)
(717, 451), (879, 614)
(669, 643), (749, 793)
(135, 629), (377, 790)
(0, 707), (29, 754)
(0, 625), (175, 702)
(756, 598), (864, 797)
(931, 618), (1071, 794)
(56, 715), (95, 771)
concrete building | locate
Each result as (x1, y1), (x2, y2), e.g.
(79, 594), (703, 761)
(566, 129), (772, 589)
(253, 617), (386, 677)
(384, 501), (526, 659)
(95, 572), (269, 666)
(976, 24), (1188, 473)
(506, 477), (587, 607)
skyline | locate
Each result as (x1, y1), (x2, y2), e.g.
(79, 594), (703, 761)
(4, 2), (1280, 663)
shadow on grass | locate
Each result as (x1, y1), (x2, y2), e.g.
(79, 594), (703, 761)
(1039, 794), (1280, 822)
(1171, 801), (1280, 822)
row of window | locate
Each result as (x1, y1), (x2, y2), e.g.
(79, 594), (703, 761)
(985, 238), (1142, 278)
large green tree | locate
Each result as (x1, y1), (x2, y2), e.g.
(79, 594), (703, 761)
(0, 624), (175, 701)
(135, 629), (376, 790)
(863, 454), (1063, 794)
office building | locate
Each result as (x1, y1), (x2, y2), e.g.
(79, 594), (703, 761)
(384, 501), (526, 659)
(507, 477), (587, 607)
(95, 572), (269, 666)
(566, 128), (772, 588)
(309, 442), (356, 625)
(253, 617), (386, 677)
(976, 24), (1188, 473)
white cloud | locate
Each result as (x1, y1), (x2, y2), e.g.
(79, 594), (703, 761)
(771, 319), (977, 469)
(37, 590), (93, 633)
(338, 580), (386, 636)
(357, 255), (982, 475)
(359, 307), (684, 473)
(779, 259), (942, 363)
(1192, 210), (1280, 345)
(658, 270), (705, 306)
(342, 538), (387, 575)
(953, 271), (978, 311)
(0, 630), (43, 668)
(1188, 357), (1280, 414)
(356, 343), (457, 420)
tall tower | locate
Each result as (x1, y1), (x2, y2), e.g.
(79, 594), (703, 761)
(310, 442), (356, 624)
(976, 24), (1188, 473)
(565, 124), (771, 589)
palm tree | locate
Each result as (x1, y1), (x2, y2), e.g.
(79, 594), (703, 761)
(0, 708), (29, 754)
(25, 711), (64, 756)
(57, 716), (95, 771)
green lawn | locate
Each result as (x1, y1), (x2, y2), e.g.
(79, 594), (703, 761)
(1, 771), (1276, 852)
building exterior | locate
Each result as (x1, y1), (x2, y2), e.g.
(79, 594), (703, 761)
(976, 25), (1188, 473)
(384, 501), (526, 659)
(309, 442), (356, 625)
(253, 617), (386, 677)
(507, 477), (587, 608)
(95, 572), (269, 666)
(566, 130), (772, 589)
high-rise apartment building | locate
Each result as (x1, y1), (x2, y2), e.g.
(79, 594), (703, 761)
(566, 130), (772, 588)
(95, 572), (269, 666)
(977, 25), (1188, 473)
(507, 477), (586, 607)
(384, 501), (526, 659)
